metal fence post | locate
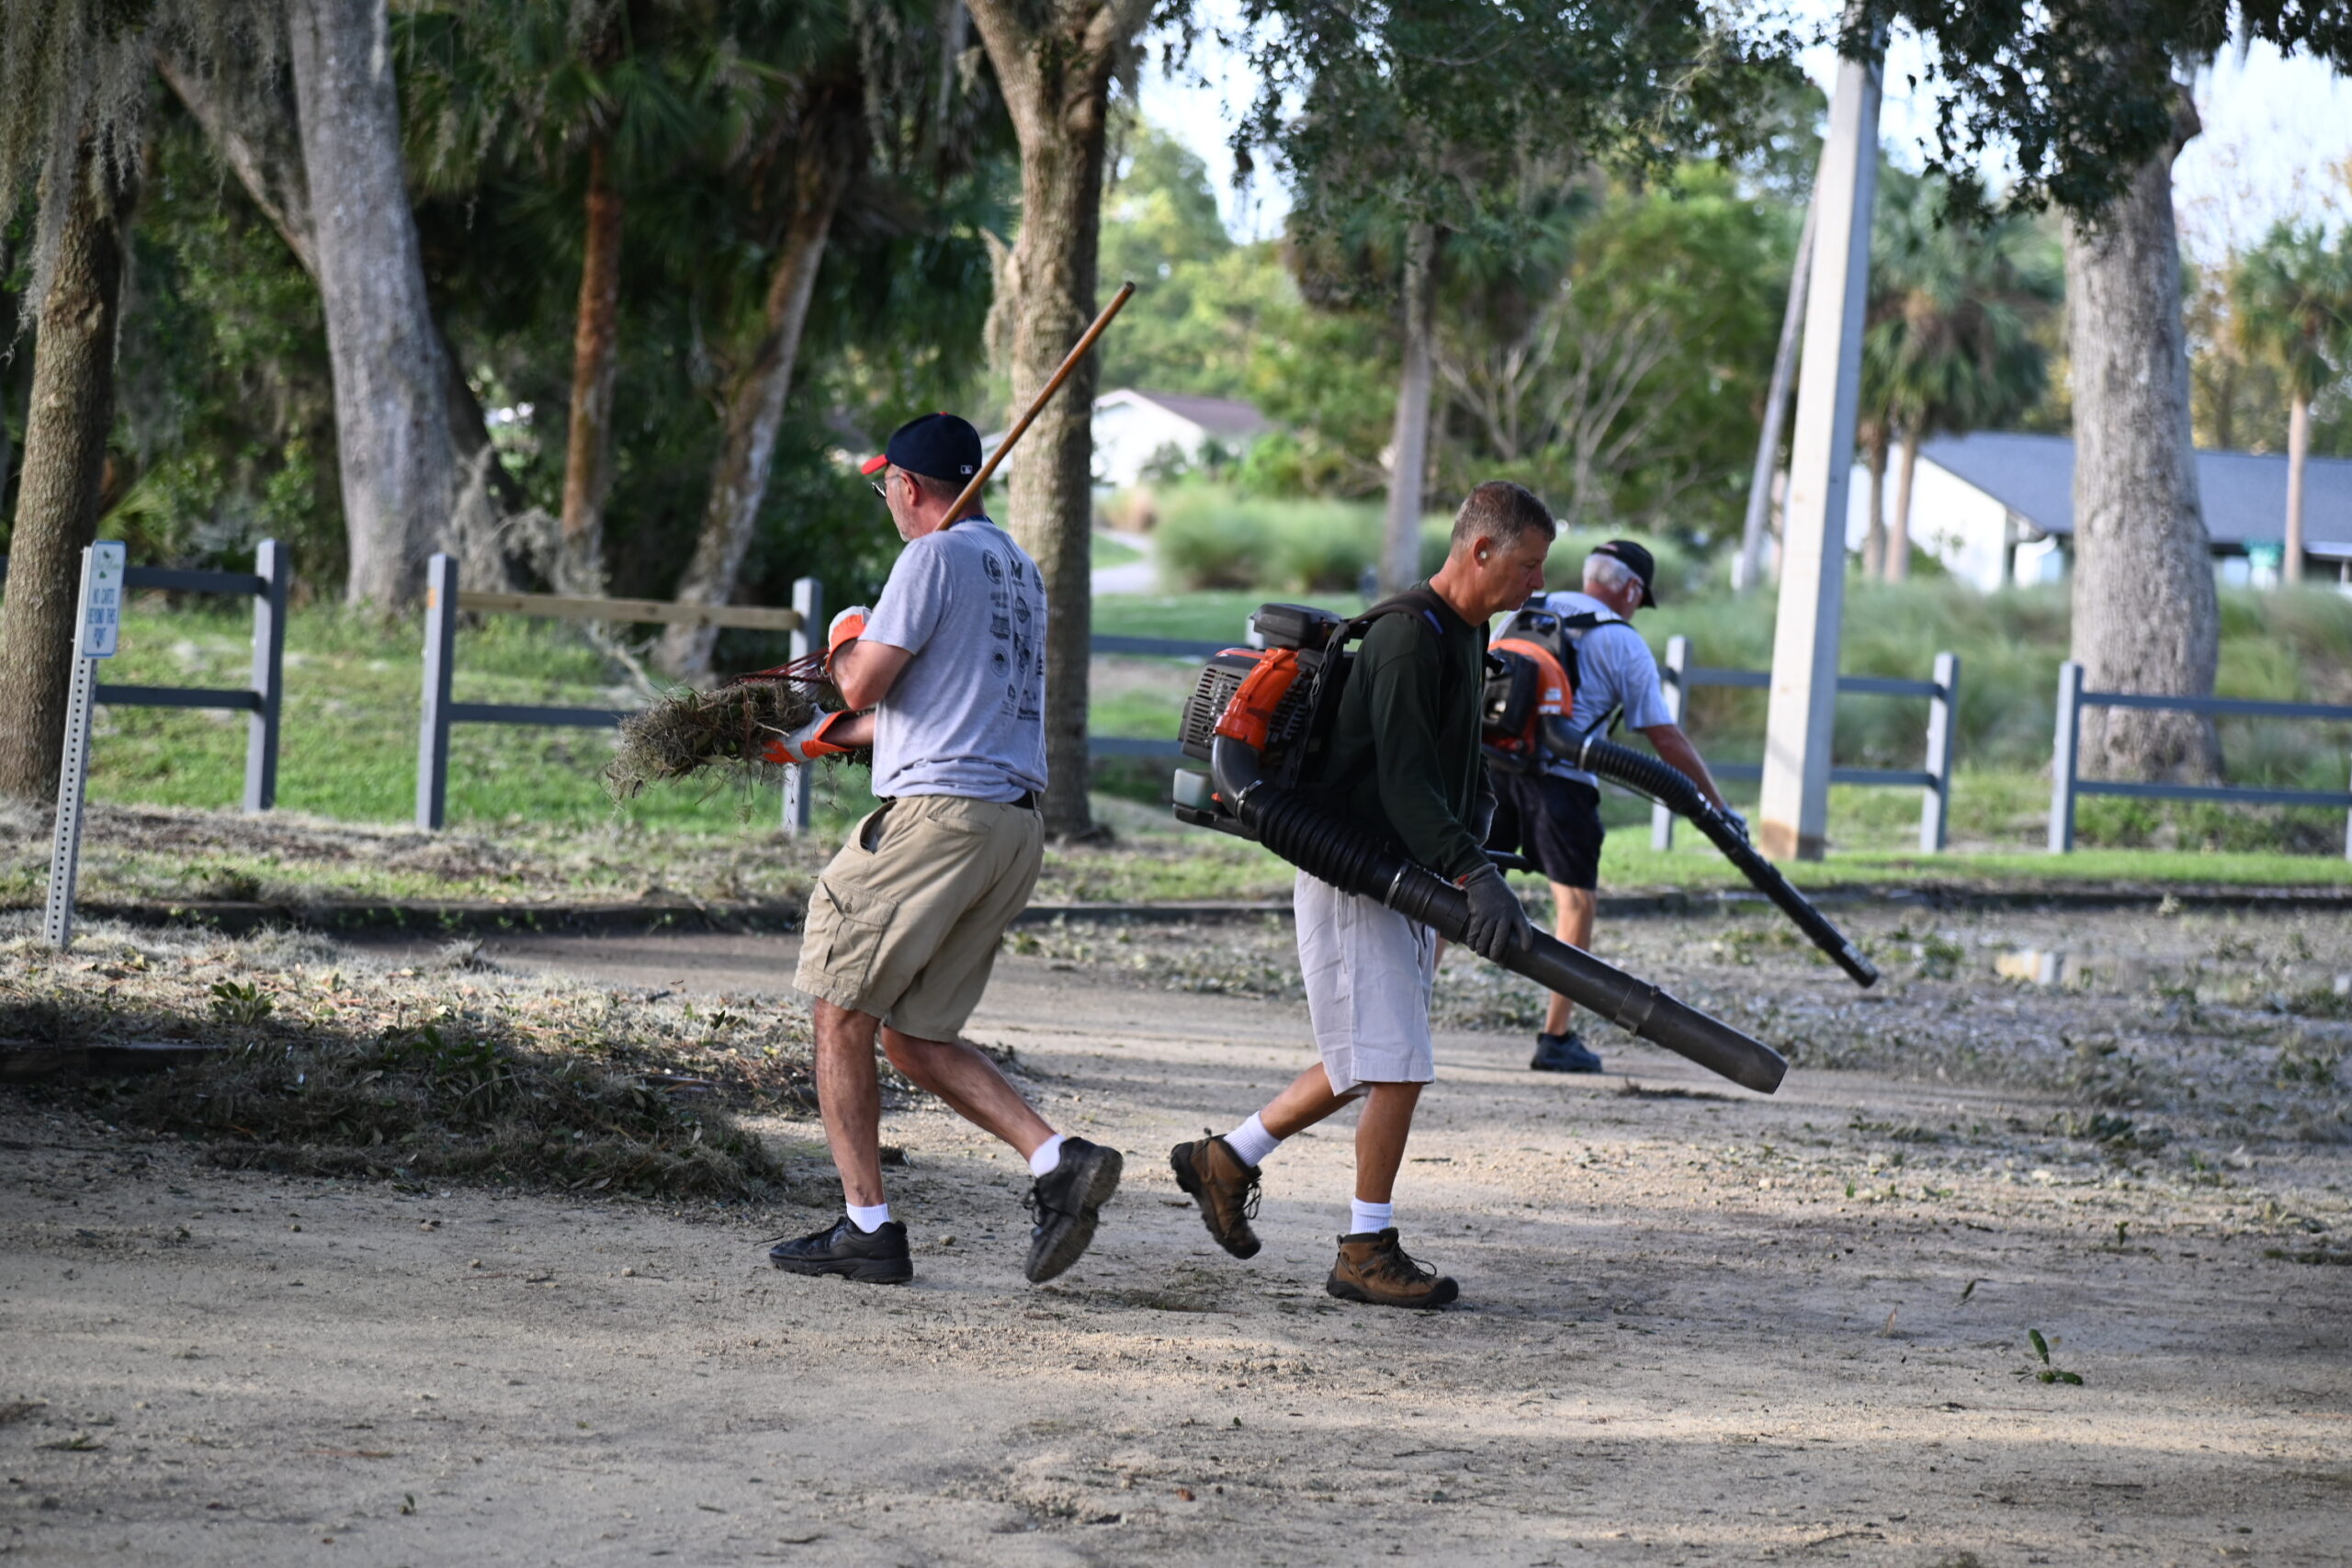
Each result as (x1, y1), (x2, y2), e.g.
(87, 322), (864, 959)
(2048, 660), (2082, 853)
(1651, 634), (1689, 851)
(417, 553), (458, 830)
(243, 539), (288, 812)
(46, 543), (121, 949)
(1919, 650), (1957, 853)
(783, 576), (823, 835)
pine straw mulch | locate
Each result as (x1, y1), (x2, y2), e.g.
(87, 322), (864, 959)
(604, 666), (868, 801)
(0, 921), (843, 1201)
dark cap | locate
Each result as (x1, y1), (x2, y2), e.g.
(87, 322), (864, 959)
(1589, 538), (1658, 606)
(861, 412), (983, 484)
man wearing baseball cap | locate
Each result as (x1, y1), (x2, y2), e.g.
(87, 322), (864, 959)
(763, 412), (1124, 1287)
(1483, 538), (1739, 1073)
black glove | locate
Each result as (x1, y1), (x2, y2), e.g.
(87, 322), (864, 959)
(1717, 805), (1750, 842)
(1457, 863), (1534, 962)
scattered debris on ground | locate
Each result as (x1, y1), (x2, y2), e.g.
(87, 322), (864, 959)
(0, 919), (821, 1200)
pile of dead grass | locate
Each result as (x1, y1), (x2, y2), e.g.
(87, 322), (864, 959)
(605, 678), (868, 801)
(0, 925), (813, 1201)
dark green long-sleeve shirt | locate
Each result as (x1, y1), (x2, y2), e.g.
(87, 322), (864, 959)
(1319, 586), (1493, 882)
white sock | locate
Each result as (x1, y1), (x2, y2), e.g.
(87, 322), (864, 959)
(1350, 1198), (1395, 1236)
(1222, 1113), (1282, 1169)
(845, 1201), (892, 1234)
(1027, 1134), (1069, 1178)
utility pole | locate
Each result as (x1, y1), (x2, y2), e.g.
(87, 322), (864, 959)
(1757, 13), (1882, 862)
(1734, 198), (1817, 594)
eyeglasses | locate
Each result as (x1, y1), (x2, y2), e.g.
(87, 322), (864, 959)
(870, 479), (888, 502)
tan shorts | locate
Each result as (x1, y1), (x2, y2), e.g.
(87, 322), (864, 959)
(794, 795), (1044, 1041)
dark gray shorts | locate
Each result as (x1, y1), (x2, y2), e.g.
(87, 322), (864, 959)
(1486, 771), (1605, 891)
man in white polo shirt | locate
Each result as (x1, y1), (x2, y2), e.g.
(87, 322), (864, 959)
(1485, 539), (1738, 1073)
(763, 412), (1123, 1287)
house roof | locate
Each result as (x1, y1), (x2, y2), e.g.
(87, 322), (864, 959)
(1102, 388), (1272, 441)
(1920, 431), (2352, 556)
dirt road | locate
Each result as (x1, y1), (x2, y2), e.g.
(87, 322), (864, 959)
(6, 911), (2349, 1565)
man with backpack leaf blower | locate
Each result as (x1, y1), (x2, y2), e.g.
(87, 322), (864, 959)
(1483, 540), (1739, 1074)
(1170, 481), (1556, 1309)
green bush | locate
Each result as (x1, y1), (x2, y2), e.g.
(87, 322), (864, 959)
(1155, 487), (1383, 592)
(1154, 498), (1272, 589)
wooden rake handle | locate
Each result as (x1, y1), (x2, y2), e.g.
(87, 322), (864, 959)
(946, 281), (1136, 521)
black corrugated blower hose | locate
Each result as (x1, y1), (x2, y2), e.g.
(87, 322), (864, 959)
(1539, 720), (1879, 989)
(1207, 733), (1788, 1096)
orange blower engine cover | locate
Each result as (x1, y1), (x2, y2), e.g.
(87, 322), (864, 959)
(1481, 636), (1575, 769)
(1211, 648), (1305, 750)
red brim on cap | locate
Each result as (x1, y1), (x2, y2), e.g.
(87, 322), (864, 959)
(860, 453), (889, 475)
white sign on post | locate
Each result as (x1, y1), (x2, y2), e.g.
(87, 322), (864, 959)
(79, 542), (124, 658)
(45, 542), (126, 949)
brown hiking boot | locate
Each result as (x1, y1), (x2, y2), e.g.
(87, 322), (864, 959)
(1327, 1229), (1459, 1309)
(1169, 1133), (1263, 1258)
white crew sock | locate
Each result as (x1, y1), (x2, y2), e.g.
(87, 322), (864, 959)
(845, 1201), (892, 1234)
(1350, 1198), (1395, 1236)
(1027, 1134), (1069, 1178)
(1222, 1113), (1283, 1169)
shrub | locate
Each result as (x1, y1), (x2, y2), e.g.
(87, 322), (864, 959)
(1154, 493), (1273, 590)
(1154, 487), (1384, 593)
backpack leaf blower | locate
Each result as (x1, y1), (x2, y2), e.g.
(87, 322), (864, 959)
(1170, 604), (1787, 1096)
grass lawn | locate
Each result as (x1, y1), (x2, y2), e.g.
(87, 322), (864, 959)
(1091, 533), (1144, 569)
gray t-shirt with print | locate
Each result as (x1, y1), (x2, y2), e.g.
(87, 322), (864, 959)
(861, 516), (1048, 803)
(1538, 590), (1674, 786)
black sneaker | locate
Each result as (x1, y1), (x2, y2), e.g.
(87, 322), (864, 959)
(1531, 1031), (1604, 1073)
(1023, 1137), (1125, 1283)
(768, 1215), (913, 1284)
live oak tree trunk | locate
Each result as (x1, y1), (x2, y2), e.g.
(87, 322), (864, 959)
(2284, 392), (2309, 585)
(1887, 427), (1918, 582)
(965, 0), (1153, 840)
(2063, 97), (2221, 783)
(1381, 221), (1442, 593)
(288, 0), (460, 609)
(655, 118), (854, 678)
(162, 43), (526, 547)
(0, 142), (136, 804)
(560, 135), (624, 592)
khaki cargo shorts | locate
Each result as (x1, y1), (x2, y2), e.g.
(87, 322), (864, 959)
(795, 794), (1045, 1041)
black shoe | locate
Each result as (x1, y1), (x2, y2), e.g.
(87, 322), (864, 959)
(1531, 1031), (1604, 1073)
(1023, 1137), (1125, 1283)
(768, 1215), (913, 1284)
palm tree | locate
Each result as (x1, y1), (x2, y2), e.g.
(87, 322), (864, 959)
(401, 0), (708, 593)
(2230, 220), (2352, 586)
(1860, 173), (2061, 581)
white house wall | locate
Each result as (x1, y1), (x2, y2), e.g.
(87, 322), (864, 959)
(1092, 400), (1213, 490)
(1838, 448), (2016, 589)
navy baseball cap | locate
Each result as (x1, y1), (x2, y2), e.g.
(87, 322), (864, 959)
(1589, 538), (1658, 606)
(861, 412), (982, 483)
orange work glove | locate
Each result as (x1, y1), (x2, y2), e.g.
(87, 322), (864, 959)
(758, 710), (856, 766)
(826, 605), (870, 662)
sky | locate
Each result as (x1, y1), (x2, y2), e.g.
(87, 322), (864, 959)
(1142, 6), (2352, 257)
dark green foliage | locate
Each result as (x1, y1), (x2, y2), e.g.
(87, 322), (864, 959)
(110, 101), (341, 578)
(1863, 2), (2352, 222)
